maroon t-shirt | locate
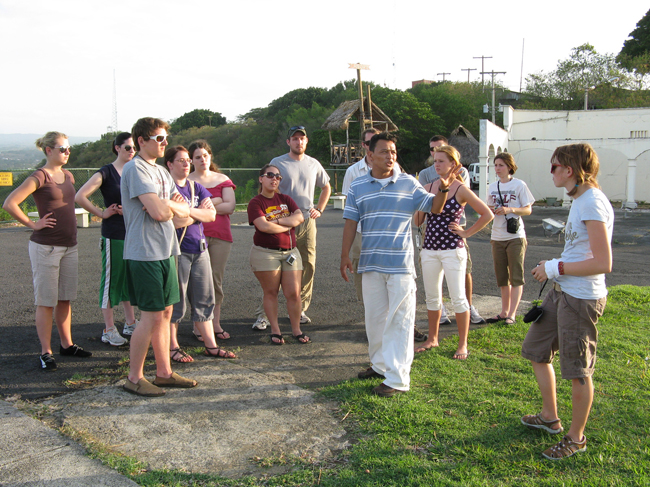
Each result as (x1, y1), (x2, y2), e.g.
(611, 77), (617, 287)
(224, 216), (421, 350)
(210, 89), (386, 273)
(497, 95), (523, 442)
(29, 168), (77, 247)
(247, 193), (299, 249)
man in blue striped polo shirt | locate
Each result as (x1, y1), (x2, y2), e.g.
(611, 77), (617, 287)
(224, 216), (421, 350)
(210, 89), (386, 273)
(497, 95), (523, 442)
(340, 132), (453, 397)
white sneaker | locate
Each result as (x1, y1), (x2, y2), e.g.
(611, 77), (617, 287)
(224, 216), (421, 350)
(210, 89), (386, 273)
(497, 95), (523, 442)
(439, 304), (452, 325)
(102, 327), (128, 346)
(122, 320), (138, 336)
(300, 312), (311, 324)
(470, 305), (487, 324)
(252, 316), (269, 330)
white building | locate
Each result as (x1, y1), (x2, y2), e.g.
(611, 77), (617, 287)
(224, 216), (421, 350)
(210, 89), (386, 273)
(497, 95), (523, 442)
(477, 106), (650, 206)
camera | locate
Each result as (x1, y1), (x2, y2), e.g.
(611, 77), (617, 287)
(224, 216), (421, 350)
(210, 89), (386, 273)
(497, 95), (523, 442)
(286, 253), (296, 266)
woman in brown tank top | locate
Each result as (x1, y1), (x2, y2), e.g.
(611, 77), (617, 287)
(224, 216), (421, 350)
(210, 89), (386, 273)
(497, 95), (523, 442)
(2, 131), (92, 371)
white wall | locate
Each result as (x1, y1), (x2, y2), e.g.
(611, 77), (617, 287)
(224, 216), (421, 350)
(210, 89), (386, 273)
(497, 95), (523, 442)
(483, 107), (650, 203)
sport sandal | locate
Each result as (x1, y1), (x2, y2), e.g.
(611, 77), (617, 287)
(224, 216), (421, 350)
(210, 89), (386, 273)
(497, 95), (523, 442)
(542, 435), (587, 460)
(521, 413), (564, 434)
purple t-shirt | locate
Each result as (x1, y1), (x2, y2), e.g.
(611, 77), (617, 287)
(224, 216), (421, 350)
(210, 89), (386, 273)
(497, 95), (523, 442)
(175, 180), (212, 254)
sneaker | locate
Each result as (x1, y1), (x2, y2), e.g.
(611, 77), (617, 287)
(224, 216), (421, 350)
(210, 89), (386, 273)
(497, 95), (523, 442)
(358, 367), (385, 380)
(542, 435), (587, 460)
(521, 413), (564, 434)
(122, 320), (138, 336)
(102, 327), (128, 346)
(414, 326), (428, 342)
(252, 316), (269, 330)
(470, 305), (487, 324)
(59, 344), (92, 358)
(39, 353), (57, 371)
(439, 304), (452, 326)
(300, 312), (311, 324)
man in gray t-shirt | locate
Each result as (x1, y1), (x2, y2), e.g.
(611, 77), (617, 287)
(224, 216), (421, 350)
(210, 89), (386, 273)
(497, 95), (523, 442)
(252, 126), (331, 329)
(120, 117), (196, 397)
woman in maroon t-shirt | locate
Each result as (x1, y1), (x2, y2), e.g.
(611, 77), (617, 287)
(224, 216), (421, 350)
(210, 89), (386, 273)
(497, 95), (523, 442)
(247, 165), (310, 345)
(3, 131), (92, 371)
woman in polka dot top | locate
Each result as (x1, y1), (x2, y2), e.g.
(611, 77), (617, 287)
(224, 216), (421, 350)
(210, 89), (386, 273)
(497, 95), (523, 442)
(413, 145), (493, 360)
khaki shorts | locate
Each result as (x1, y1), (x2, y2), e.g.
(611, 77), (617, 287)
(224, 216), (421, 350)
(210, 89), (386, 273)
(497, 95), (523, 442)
(249, 245), (303, 273)
(521, 286), (606, 379)
(28, 241), (78, 307)
(491, 238), (527, 287)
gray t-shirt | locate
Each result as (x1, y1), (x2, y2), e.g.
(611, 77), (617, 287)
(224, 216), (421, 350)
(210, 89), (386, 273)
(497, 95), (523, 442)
(270, 153), (330, 218)
(121, 156), (180, 261)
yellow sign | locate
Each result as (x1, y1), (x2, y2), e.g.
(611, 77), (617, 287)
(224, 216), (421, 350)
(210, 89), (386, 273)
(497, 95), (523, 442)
(0, 172), (13, 186)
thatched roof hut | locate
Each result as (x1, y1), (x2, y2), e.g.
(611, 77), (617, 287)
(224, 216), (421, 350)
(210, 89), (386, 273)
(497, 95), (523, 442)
(321, 98), (398, 132)
(321, 98), (398, 166)
(423, 125), (480, 168)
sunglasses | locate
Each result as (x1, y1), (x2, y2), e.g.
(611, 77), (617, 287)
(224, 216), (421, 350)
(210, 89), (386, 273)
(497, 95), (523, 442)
(429, 147), (437, 152)
(550, 163), (563, 173)
(123, 145), (135, 152)
(262, 172), (282, 180)
(148, 134), (168, 143)
(53, 146), (71, 154)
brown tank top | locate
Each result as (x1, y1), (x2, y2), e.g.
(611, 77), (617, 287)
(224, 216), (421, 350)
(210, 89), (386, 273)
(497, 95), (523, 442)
(29, 168), (77, 247)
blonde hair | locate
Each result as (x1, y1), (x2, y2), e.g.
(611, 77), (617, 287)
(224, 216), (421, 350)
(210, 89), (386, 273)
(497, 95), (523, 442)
(432, 145), (465, 183)
(551, 143), (600, 196)
(35, 131), (67, 153)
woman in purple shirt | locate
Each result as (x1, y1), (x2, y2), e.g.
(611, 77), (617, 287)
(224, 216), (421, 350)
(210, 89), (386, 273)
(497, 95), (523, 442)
(165, 146), (236, 361)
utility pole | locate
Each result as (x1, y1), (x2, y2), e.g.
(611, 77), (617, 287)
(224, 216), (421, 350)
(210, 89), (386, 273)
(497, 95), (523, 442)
(437, 72), (451, 82)
(461, 68), (477, 83)
(349, 62), (370, 134)
(111, 69), (118, 133)
(480, 70), (506, 123)
(473, 55), (492, 91)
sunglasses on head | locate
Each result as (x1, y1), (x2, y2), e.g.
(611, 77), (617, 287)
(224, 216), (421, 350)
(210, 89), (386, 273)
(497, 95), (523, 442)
(54, 146), (71, 154)
(123, 145), (135, 152)
(149, 134), (168, 143)
(262, 172), (282, 180)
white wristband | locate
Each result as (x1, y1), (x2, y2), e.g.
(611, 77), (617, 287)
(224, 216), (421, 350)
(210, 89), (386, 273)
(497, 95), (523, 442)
(545, 259), (561, 280)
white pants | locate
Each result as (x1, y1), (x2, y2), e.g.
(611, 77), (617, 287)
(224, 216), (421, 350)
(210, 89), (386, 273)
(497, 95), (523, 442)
(421, 248), (469, 314)
(362, 272), (416, 391)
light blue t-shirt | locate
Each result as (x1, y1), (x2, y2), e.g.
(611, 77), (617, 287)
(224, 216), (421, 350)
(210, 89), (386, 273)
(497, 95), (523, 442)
(556, 188), (614, 300)
(344, 171), (435, 277)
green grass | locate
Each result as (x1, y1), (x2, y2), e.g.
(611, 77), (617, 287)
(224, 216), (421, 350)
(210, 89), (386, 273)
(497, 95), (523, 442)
(37, 285), (650, 486)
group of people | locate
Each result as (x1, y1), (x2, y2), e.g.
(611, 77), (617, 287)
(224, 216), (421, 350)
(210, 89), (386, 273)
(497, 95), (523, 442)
(2, 120), (331, 396)
(3, 120), (613, 460)
(340, 132), (613, 460)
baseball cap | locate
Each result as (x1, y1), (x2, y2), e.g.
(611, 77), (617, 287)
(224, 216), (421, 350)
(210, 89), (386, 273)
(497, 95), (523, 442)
(287, 125), (307, 138)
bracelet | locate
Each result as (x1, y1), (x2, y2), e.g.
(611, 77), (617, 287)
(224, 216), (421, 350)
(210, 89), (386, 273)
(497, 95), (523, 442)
(314, 208), (322, 215)
(439, 188), (449, 193)
(558, 261), (565, 276)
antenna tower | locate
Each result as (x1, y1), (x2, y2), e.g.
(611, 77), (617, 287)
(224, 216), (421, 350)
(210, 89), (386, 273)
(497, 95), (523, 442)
(111, 69), (118, 132)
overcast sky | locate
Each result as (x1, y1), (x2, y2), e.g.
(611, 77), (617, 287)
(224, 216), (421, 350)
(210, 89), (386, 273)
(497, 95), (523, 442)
(0, 0), (647, 137)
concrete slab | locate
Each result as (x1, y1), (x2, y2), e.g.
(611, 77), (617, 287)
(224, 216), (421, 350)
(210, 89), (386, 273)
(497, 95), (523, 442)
(43, 361), (348, 479)
(0, 400), (138, 487)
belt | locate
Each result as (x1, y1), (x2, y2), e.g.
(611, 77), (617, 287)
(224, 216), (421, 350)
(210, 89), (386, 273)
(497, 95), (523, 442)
(265, 246), (293, 252)
(552, 281), (562, 293)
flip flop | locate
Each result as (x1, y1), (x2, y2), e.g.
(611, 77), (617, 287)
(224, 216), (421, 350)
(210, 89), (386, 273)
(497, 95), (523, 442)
(270, 334), (284, 345)
(293, 333), (311, 344)
(504, 317), (516, 325)
(452, 351), (470, 360)
(192, 330), (204, 342)
(415, 343), (438, 353)
(485, 314), (506, 324)
(215, 330), (231, 340)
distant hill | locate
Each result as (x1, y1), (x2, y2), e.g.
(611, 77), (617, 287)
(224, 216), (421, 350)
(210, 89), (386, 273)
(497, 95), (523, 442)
(0, 133), (98, 149)
(0, 134), (98, 170)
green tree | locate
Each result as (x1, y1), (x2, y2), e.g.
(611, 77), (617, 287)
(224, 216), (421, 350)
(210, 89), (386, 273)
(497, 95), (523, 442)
(170, 109), (226, 133)
(617, 9), (650, 74)
(524, 44), (630, 110)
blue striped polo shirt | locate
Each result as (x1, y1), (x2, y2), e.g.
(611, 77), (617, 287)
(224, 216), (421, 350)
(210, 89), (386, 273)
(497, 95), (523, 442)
(344, 171), (435, 276)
